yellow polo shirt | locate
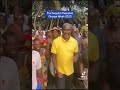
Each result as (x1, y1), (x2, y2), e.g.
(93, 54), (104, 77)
(51, 36), (78, 76)
(88, 31), (99, 62)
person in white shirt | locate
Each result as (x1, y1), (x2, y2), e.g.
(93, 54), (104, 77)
(32, 38), (43, 90)
(0, 56), (20, 90)
(0, 34), (20, 90)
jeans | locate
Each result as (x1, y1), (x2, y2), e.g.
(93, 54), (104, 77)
(56, 74), (73, 89)
(37, 83), (42, 90)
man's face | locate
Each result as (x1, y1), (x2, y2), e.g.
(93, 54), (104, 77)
(14, 14), (24, 26)
(15, 17), (24, 26)
(112, 15), (120, 28)
(89, 15), (99, 27)
(83, 31), (88, 37)
(52, 29), (60, 38)
(34, 40), (41, 51)
(46, 31), (52, 38)
(62, 24), (72, 40)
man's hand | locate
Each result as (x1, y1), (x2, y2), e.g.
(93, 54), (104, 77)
(57, 71), (63, 78)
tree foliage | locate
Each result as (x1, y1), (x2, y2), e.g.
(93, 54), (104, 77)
(32, 0), (88, 30)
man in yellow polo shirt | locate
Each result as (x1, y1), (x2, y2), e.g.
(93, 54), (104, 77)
(51, 23), (78, 89)
(88, 31), (100, 90)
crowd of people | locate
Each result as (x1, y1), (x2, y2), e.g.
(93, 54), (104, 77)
(0, 0), (120, 90)
(0, 5), (31, 90)
(32, 20), (88, 89)
(32, 0), (120, 90)
(88, 0), (120, 90)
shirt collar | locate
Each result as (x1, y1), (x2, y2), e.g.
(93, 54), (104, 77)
(61, 36), (72, 43)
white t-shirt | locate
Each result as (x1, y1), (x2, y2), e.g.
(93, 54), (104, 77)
(0, 56), (20, 90)
(32, 50), (41, 89)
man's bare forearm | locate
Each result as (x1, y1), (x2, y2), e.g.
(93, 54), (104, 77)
(45, 43), (50, 59)
(52, 53), (58, 73)
(74, 53), (78, 62)
(37, 68), (44, 88)
(37, 68), (43, 79)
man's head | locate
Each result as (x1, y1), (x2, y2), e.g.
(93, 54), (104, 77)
(81, 24), (88, 37)
(13, 5), (23, 15)
(14, 14), (24, 26)
(13, 5), (24, 26)
(51, 27), (61, 39)
(71, 26), (79, 37)
(111, 14), (120, 28)
(62, 23), (73, 40)
(109, 8), (120, 29)
(82, 30), (88, 37)
(88, 7), (100, 29)
(46, 30), (53, 38)
(33, 38), (41, 51)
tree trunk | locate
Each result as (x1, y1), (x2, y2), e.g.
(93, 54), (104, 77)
(33, 0), (43, 31)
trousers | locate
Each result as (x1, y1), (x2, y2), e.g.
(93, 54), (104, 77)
(56, 74), (73, 89)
